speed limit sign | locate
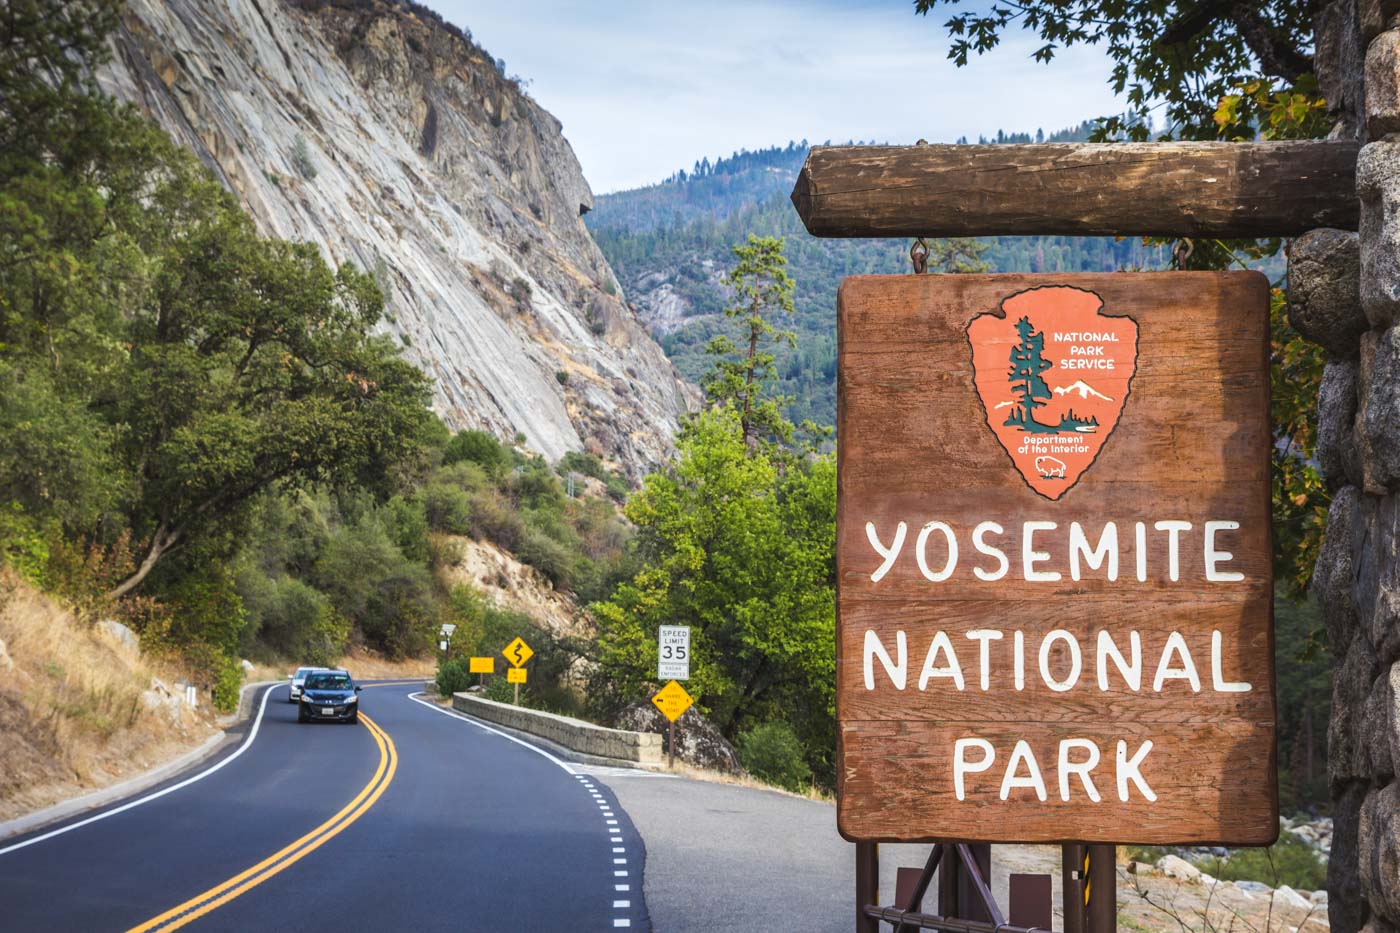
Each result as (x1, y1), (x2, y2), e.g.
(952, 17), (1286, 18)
(657, 625), (690, 680)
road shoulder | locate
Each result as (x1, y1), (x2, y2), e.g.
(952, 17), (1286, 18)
(0, 679), (278, 843)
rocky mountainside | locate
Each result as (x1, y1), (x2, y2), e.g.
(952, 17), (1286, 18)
(100, 0), (694, 475)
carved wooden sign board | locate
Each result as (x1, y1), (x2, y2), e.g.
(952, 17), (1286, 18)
(836, 272), (1277, 845)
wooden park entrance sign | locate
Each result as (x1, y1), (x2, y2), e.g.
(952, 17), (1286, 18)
(836, 272), (1275, 845)
(786, 139), (1362, 932)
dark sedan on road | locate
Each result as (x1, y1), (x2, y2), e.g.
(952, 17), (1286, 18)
(297, 670), (361, 724)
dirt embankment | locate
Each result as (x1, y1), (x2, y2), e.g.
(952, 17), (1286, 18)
(0, 574), (219, 822)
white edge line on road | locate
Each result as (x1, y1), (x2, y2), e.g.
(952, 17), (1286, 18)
(403, 692), (576, 775)
(0, 684), (277, 857)
(403, 691), (642, 929)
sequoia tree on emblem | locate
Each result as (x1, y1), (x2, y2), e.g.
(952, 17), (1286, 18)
(967, 286), (1138, 499)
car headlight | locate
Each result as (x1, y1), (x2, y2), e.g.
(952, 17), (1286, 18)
(344, 694), (357, 703)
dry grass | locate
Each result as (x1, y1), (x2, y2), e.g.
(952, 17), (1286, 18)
(0, 573), (217, 822)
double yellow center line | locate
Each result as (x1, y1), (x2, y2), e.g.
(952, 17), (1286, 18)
(126, 711), (398, 932)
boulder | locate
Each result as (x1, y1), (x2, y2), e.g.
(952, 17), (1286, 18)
(1360, 0), (1400, 43)
(1273, 885), (1313, 910)
(1363, 919), (1400, 933)
(1358, 142), (1400, 329)
(1362, 326), (1400, 489)
(240, 659), (255, 674)
(1359, 782), (1400, 922)
(1288, 229), (1366, 358)
(1368, 30), (1400, 139)
(1155, 854), (1201, 882)
(1318, 362), (1362, 489)
(1235, 879), (1273, 895)
(1392, 663), (1400, 778)
(1366, 668), (1397, 779)
(1312, 888), (1331, 905)
(614, 703), (744, 774)
(96, 618), (140, 654)
(1332, 780), (1370, 933)
(1352, 492), (1400, 665)
(1316, 487), (1361, 657)
(1331, 635), (1383, 786)
(0, 636), (11, 671)
(1360, 332), (1389, 495)
(1318, 0), (1365, 134)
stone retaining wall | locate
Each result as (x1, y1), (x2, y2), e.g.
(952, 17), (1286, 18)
(1309, 4), (1400, 928)
(451, 693), (663, 764)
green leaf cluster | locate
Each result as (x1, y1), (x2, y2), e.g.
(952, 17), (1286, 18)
(914, 0), (1314, 143)
(589, 406), (837, 782)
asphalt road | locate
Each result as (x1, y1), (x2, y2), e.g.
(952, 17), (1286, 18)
(0, 682), (648, 931)
(594, 770), (1048, 932)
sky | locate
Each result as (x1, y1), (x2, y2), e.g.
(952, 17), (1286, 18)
(432, 1), (1127, 194)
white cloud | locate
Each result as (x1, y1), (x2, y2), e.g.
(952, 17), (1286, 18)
(431, 0), (1127, 192)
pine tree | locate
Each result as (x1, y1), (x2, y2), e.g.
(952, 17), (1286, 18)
(702, 235), (796, 450)
(1005, 317), (1053, 429)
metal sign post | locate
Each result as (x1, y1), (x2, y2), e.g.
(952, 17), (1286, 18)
(502, 637), (533, 706)
(651, 680), (693, 768)
(469, 656), (494, 689)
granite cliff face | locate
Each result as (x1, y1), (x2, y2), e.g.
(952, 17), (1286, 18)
(100, 0), (693, 474)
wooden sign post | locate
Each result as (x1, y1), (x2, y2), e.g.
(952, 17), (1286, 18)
(836, 272), (1276, 847)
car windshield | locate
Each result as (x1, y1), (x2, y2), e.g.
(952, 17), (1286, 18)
(305, 674), (350, 690)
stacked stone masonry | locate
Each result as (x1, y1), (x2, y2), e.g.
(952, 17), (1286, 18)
(1313, 2), (1400, 928)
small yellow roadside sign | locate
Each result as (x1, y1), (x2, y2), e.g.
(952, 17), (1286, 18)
(507, 667), (527, 684)
(651, 680), (693, 722)
(503, 637), (534, 668)
(469, 657), (495, 674)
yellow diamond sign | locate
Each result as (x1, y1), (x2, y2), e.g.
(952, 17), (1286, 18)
(502, 637), (533, 668)
(651, 680), (693, 723)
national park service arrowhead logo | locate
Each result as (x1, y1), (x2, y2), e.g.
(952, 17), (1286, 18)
(967, 286), (1138, 500)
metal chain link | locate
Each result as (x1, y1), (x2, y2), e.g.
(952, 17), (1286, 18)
(910, 237), (930, 274)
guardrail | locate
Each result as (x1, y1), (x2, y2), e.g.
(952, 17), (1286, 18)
(451, 692), (663, 764)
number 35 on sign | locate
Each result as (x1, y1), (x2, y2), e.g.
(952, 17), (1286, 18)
(657, 625), (690, 680)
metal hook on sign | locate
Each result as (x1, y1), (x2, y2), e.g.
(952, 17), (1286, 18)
(1172, 237), (1194, 269)
(910, 237), (930, 274)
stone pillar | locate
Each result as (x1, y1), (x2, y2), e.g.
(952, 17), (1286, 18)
(1309, 2), (1400, 929)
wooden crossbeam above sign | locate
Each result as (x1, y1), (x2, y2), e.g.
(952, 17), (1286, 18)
(790, 141), (1359, 239)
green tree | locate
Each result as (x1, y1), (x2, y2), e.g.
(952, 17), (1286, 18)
(590, 408), (837, 780)
(926, 238), (991, 273)
(913, 0), (1315, 142)
(702, 235), (797, 449)
(0, 5), (433, 600)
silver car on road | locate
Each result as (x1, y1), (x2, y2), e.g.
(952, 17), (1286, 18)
(287, 666), (326, 703)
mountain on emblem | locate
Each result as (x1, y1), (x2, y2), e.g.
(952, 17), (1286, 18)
(967, 286), (1137, 500)
(1053, 380), (1114, 402)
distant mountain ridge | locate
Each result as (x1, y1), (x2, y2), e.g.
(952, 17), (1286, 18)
(587, 127), (1174, 429)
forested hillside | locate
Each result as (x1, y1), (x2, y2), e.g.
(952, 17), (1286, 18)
(0, 2), (634, 713)
(589, 130), (1180, 428)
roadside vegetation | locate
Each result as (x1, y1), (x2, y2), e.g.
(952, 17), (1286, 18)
(0, 571), (220, 821)
(0, 3), (629, 712)
(1, 1), (1338, 816)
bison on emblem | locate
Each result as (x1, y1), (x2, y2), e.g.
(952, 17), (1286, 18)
(1035, 455), (1067, 479)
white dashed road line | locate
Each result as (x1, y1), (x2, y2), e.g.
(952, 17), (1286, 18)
(413, 696), (643, 930)
(575, 773), (637, 930)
